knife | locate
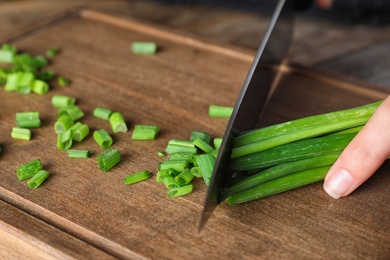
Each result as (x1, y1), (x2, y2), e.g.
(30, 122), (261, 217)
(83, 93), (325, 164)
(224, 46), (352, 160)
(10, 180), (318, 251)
(198, 0), (311, 231)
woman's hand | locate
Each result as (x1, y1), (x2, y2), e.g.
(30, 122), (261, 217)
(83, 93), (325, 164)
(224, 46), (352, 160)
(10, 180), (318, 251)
(323, 95), (390, 199)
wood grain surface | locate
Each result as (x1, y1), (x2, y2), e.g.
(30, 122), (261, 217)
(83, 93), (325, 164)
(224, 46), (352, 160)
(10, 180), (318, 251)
(0, 8), (389, 259)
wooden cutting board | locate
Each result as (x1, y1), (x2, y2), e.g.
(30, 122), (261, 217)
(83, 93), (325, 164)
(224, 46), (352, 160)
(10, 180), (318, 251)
(0, 9), (389, 259)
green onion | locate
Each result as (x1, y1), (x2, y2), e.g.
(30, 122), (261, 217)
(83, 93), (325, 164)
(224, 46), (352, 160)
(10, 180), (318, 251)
(67, 149), (92, 158)
(166, 168), (179, 177)
(165, 139), (197, 154)
(69, 122), (89, 142)
(97, 148), (121, 171)
(167, 184), (193, 198)
(158, 160), (189, 173)
(93, 107), (113, 120)
(229, 132), (356, 173)
(157, 151), (165, 157)
(196, 154), (215, 186)
(232, 101), (381, 158)
(46, 48), (60, 57)
(174, 169), (194, 186)
(224, 154), (339, 198)
(192, 137), (214, 154)
(58, 76), (70, 87)
(163, 176), (179, 189)
(190, 167), (202, 178)
(37, 70), (54, 81)
(156, 170), (169, 182)
(208, 105), (233, 118)
(4, 72), (22, 92)
(51, 95), (76, 108)
(131, 125), (159, 140)
(225, 166), (330, 205)
(17, 72), (34, 94)
(17, 159), (42, 181)
(27, 170), (50, 189)
(190, 131), (211, 143)
(11, 127), (31, 140)
(31, 80), (49, 94)
(124, 170), (152, 185)
(57, 130), (73, 150)
(131, 42), (157, 55)
(93, 129), (113, 149)
(213, 138), (223, 150)
(0, 48), (15, 63)
(15, 112), (41, 128)
(54, 114), (74, 134)
(169, 153), (194, 164)
(57, 105), (84, 121)
(109, 112), (128, 133)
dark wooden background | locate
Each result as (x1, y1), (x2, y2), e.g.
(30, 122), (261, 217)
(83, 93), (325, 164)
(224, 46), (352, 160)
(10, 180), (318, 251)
(0, 1), (389, 259)
(1, 0), (390, 88)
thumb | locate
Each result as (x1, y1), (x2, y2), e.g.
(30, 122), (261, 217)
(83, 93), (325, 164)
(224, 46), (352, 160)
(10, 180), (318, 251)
(323, 96), (390, 199)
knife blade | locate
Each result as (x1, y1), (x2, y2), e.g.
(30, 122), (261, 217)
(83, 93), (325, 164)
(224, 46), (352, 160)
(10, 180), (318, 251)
(198, 0), (299, 231)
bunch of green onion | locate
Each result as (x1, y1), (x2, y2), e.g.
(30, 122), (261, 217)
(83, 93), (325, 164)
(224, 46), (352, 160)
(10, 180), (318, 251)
(223, 101), (384, 205)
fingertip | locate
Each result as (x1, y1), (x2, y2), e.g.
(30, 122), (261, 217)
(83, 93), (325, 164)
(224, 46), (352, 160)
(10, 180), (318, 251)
(323, 169), (354, 199)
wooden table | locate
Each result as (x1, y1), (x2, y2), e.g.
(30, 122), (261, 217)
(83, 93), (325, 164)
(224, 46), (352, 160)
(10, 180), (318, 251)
(0, 1), (389, 259)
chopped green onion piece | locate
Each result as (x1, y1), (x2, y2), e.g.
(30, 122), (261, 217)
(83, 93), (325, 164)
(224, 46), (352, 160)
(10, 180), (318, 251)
(32, 80), (49, 94)
(37, 70), (54, 81)
(54, 114), (74, 134)
(57, 105), (84, 121)
(15, 112), (41, 128)
(69, 122), (89, 142)
(131, 42), (157, 55)
(131, 125), (159, 140)
(109, 112), (128, 133)
(0, 49), (14, 63)
(57, 130), (73, 150)
(190, 167), (202, 178)
(17, 159), (42, 181)
(192, 137), (214, 154)
(157, 151), (165, 157)
(169, 152), (194, 164)
(93, 129), (113, 149)
(196, 154), (215, 186)
(58, 76), (70, 86)
(164, 168), (179, 177)
(97, 148), (121, 172)
(213, 138), (223, 150)
(17, 72), (34, 94)
(158, 160), (189, 172)
(27, 170), (50, 189)
(167, 184), (193, 198)
(163, 176), (180, 189)
(51, 95), (76, 108)
(208, 105), (233, 118)
(93, 107), (113, 120)
(46, 48), (60, 57)
(11, 127), (31, 140)
(190, 131), (211, 143)
(67, 149), (92, 158)
(124, 170), (152, 185)
(165, 139), (197, 154)
(33, 55), (48, 68)
(4, 72), (22, 92)
(156, 170), (169, 182)
(174, 169), (194, 186)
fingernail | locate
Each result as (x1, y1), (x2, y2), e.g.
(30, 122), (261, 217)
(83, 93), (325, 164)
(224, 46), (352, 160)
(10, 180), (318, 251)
(323, 169), (354, 199)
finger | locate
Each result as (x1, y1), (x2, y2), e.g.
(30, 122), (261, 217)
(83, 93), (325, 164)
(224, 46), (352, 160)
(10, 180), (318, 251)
(323, 96), (390, 199)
